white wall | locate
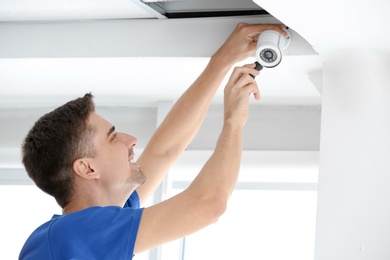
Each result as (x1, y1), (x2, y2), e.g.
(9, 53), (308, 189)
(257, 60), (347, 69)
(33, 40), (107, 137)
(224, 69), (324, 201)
(315, 50), (390, 259)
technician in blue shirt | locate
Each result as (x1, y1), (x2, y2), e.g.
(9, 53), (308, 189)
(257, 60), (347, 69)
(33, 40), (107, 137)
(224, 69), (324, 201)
(19, 23), (287, 259)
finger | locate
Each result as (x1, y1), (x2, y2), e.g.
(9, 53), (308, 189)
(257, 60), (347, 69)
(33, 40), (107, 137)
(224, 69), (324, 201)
(262, 24), (287, 36)
(244, 81), (261, 101)
(227, 67), (246, 86)
(240, 63), (261, 79)
(249, 23), (288, 40)
(272, 24), (288, 37)
(231, 65), (260, 84)
(235, 74), (257, 90)
(228, 67), (245, 85)
(233, 73), (261, 100)
(251, 82), (261, 100)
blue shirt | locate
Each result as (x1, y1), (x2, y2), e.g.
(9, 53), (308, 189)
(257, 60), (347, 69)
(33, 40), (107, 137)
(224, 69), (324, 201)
(19, 192), (144, 260)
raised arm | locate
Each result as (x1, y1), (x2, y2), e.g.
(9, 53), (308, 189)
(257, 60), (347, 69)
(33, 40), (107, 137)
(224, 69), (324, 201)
(136, 23), (286, 204)
(135, 64), (261, 253)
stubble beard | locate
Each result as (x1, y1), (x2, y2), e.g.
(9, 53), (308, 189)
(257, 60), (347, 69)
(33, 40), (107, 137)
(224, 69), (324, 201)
(130, 163), (146, 186)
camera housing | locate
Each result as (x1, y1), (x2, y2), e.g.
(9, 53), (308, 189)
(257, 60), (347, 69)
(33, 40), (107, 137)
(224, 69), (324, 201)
(255, 28), (291, 68)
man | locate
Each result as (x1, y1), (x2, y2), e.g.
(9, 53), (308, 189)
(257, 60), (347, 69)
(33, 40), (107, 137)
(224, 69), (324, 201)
(19, 23), (286, 259)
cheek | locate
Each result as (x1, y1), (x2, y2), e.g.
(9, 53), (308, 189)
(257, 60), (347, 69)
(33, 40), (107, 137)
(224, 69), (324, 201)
(94, 138), (129, 169)
(96, 145), (128, 173)
(107, 142), (128, 159)
(112, 145), (130, 170)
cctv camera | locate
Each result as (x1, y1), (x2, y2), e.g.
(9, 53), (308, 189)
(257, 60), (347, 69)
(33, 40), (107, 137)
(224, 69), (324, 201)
(255, 28), (291, 68)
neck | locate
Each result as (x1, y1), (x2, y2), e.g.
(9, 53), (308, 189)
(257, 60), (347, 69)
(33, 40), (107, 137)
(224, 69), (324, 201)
(62, 194), (130, 215)
(62, 200), (83, 215)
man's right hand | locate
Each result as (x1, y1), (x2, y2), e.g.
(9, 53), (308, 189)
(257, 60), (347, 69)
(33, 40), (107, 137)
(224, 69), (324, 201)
(223, 63), (261, 128)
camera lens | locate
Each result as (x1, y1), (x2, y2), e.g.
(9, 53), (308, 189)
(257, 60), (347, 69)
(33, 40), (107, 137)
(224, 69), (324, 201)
(264, 50), (273, 59)
(260, 48), (277, 63)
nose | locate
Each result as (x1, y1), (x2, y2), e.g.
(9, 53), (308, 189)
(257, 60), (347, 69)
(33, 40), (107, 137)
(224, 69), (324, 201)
(117, 132), (138, 149)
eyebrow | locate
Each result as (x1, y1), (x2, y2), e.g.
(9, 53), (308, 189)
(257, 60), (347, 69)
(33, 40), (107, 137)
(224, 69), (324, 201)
(107, 125), (116, 138)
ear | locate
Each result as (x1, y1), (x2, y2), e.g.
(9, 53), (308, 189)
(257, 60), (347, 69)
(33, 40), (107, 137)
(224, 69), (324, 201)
(72, 158), (100, 180)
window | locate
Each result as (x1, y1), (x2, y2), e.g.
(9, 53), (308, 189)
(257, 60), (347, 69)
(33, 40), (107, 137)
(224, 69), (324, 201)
(181, 190), (317, 260)
(147, 150), (319, 260)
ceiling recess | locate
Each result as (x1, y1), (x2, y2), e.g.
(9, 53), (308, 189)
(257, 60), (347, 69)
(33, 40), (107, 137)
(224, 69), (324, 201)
(145, 0), (268, 18)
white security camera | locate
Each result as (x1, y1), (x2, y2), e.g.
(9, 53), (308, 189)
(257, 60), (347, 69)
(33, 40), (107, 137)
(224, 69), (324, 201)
(255, 28), (291, 68)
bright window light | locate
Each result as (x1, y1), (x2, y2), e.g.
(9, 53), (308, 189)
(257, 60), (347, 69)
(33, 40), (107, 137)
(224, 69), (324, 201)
(0, 185), (61, 259)
(182, 190), (317, 260)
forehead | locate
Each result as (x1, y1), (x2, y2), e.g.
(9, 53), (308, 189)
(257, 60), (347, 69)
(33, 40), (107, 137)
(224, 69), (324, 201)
(87, 112), (113, 134)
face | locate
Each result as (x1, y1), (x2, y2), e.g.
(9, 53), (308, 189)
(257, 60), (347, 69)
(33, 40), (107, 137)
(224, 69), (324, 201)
(87, 112), (146, 197)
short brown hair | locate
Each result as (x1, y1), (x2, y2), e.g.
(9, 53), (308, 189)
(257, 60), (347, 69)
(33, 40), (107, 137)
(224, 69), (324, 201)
(22, 93), (96, 208)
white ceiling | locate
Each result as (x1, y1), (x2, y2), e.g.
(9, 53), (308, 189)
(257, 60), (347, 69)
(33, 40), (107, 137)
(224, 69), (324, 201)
(0, 0), (323, 155)
(1, 0), (387, 109)
(0, 0), (322, 107)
